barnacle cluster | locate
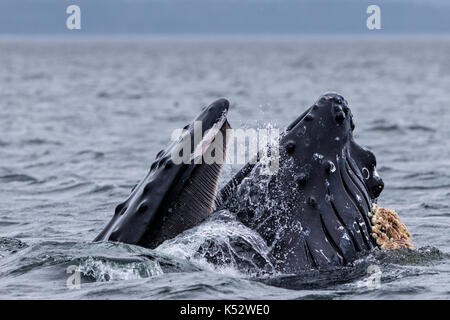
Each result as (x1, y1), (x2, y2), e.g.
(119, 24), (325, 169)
(369, 204), (413, 250)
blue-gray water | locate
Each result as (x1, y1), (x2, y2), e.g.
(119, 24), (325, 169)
(0, 37), (449, 299)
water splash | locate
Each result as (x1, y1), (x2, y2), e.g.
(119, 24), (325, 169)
(79, 256), (163, 282)
(156, 210), (275, 277)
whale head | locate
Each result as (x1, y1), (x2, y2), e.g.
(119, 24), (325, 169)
(221, 93), (384, 272)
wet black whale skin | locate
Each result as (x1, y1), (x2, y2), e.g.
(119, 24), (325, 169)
(94, 99), (230, 248)
(219, 93), (385, 273)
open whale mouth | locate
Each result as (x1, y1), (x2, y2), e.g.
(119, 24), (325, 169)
(94, 99), (231, 249)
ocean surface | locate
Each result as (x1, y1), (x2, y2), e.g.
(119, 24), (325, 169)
(0, 36), (449, 299)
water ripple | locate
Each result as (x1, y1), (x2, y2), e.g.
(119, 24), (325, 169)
(0, 174), (38, 184)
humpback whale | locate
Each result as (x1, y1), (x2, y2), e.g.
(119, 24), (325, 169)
(95, 93), (410, 272)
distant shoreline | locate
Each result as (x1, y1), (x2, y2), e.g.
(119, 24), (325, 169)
(0, 33), (450, 42)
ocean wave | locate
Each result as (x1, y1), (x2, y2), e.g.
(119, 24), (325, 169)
(20, 138), (63, 146)
(420, 202), (449, 210)
(373, 246), (447, 266)
(74, 150), (105, 159)
(0, 236), (447, 298)
(368, 123), (435, 133)
(0, 237), (28, 256)
(0, 174), (38, 184)
(27, 181), (93, 196)
(391, 183), (450, 191)
(79, 256), (163, 282)
(0, 240), (195, 283)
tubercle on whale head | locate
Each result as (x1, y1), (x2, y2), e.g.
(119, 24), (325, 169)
(284, 93), (353, 153)
(94, 98), (231, 248)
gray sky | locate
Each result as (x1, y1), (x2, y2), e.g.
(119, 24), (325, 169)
(0, 0), (449, 35)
